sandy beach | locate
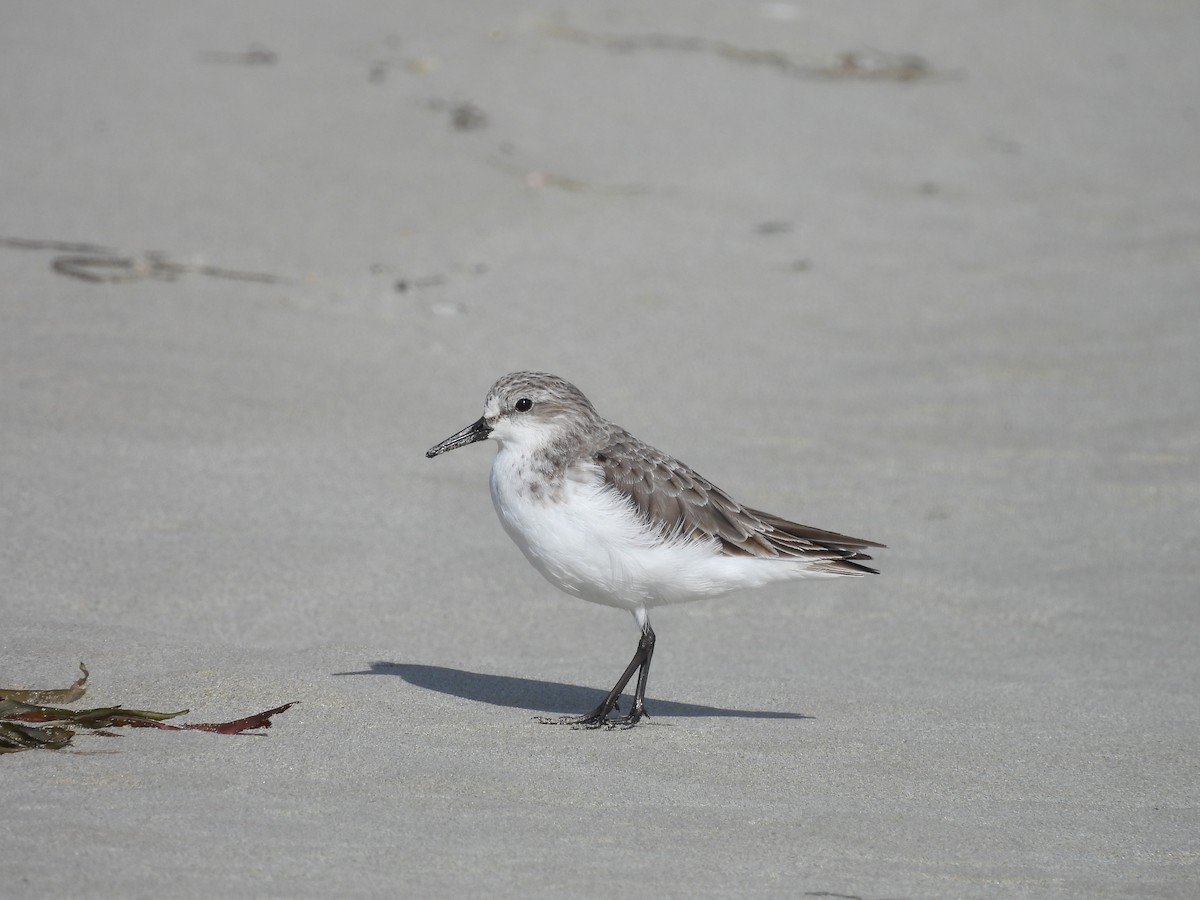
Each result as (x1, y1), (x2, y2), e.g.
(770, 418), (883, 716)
(2, 2), (1197, 896)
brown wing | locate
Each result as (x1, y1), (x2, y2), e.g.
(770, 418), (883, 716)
(594, 428), (883, 575)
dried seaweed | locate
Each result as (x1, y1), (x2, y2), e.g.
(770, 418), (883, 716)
(0, 664), (295, 753)
(0, 662), (91, 704)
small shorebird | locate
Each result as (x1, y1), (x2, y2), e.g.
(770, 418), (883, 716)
(426, 372), (883, 728)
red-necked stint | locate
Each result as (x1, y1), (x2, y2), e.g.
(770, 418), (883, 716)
(427, 372), (883, 729)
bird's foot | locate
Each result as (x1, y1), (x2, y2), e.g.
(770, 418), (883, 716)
(598, 704), (648, 730)
(534, 702), (648, 730)
(534, 708), (610, 729)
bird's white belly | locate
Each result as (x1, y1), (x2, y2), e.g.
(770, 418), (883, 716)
(488, 452), (823, 611)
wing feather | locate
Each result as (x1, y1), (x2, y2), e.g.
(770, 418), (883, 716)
(594, 428), (883, 575)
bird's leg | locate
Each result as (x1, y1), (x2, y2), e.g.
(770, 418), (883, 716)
(602, 622), (655, 728)
(537, 621), (656, 729)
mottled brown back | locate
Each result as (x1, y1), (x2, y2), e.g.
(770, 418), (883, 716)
(595, 426), (882, 575)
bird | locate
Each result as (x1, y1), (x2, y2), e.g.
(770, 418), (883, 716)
(425, 372), (883, 729)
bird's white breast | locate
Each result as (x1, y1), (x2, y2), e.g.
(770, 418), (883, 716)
(488, 446), (830, 612)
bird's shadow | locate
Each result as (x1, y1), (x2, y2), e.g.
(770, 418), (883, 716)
(333, 661), (812, 721)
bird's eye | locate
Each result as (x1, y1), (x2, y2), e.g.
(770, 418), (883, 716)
(515, 398), (533, 412)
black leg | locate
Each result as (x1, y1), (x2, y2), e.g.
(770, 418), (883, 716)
(604, 622), (655, 728)
(537, 621), (656, 729)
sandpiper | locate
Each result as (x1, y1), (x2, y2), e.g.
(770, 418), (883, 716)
(426, 372), (883, 728)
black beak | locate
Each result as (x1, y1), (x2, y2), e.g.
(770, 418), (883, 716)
(426, 417), (493, 458)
